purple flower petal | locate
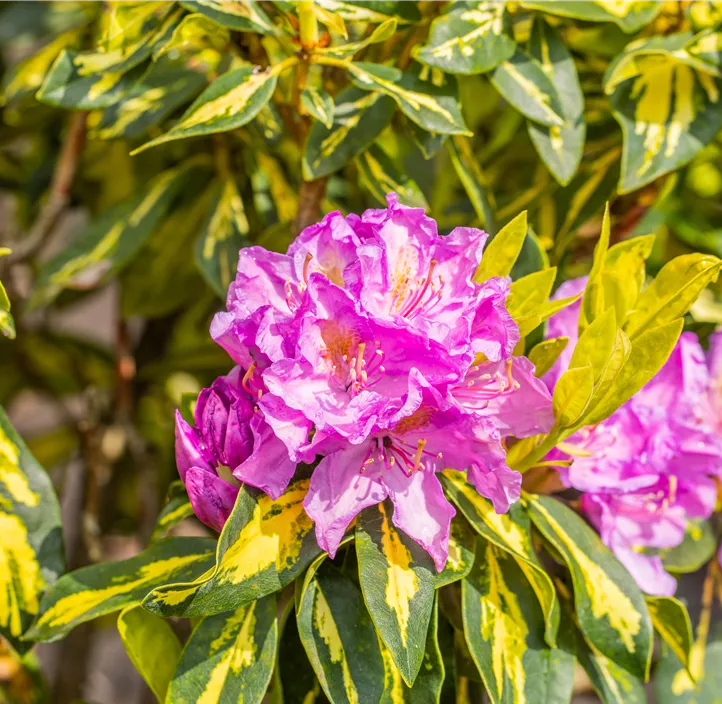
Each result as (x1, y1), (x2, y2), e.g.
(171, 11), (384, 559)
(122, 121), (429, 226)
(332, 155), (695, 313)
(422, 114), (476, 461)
(185, 466), (239, 533)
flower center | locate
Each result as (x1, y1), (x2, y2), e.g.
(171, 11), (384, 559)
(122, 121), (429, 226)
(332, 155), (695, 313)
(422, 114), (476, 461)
(452, 359), (519, 408)
(361, 436), (442, 478)
(391, 258), (446, 318)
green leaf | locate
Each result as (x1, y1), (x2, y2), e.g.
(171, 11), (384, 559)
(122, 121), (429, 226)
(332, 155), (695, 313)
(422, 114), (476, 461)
(552, 365), (594, 429)
(320, 18), (397, 59)
(316, 1), (420, 24)
(301, 87), (335, 128)
(519, 1), (662, 33)
(569, 307), (617, 381)
(304, 86), (395, 179)
(447, 135), (496, 230)
(154, 12), (230, 58)
(167, 595), (278, 704)
(118, 605), (182, 703)
(580, 203), (612, 329)
(36, 49), (147, 109)
(661, 520), (717, 574)
(527, 18), (585, 186)
(278, 610), (326, 704)
(441, 471), (560, 648)
(575, 626), (646, 704)
(582, 319), (683, 425)
(435, 515), (476, 588)
(150, 481), (195, 543)
(143, 481), (322, 617)
(194, 177), (250, 297)
(654, 639), (722, 704)
(0, 407), (64, 653)
(407, 119), (447, 160)
(507, 267), (557, 320)
(462, 539), (564, 704)
(297, 563), (385, 704)
(527, 338), (569, 377)
(604, 32), (722, 193)
(347, 62), (471, 135)
(178, 1), (277, 35)
(133, 65), (280, 153)
(491, 49), (565, 127)
(355, 500), (436, 687)
(26, 536), (216, 643)
(32, 161), (204, 308)
(380, 597), (444, 704)
(93, 57), (207, 140)
(0, 280), (15, 340)
(625, 253), (722, 338)
(356, 144), (429, 209)
(415, 1), (516, 75)
(474, 211), (527, 281)
(527, 494), (653, 679)
(646, 596), (693, 672)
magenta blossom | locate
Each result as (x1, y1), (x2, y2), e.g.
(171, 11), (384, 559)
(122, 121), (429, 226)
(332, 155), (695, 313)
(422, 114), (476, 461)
(546, 284), (722, 595)
(197, 194), (554, 569)
(175, 367), (298, 532)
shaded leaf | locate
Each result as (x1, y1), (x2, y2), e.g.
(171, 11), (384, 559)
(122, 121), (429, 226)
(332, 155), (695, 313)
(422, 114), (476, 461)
(435, 515), (476, 589)
(646, 596), (693, 672)
(662, 519), (717, 574)
(448, 135), (496, 230)
(527, 494), (653, 680)
(150, 481), (195, 543)
(167, 595), (278, 704)
(654, 640), (722, 704)
(301, 87), (335, 128)
(356, 501), (436, 687)
(26, 537), (216, 642)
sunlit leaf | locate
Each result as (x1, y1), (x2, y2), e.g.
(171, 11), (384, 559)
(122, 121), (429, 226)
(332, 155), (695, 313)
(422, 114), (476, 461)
(178, 1), (277, 35)
(520, 1), (662, 33)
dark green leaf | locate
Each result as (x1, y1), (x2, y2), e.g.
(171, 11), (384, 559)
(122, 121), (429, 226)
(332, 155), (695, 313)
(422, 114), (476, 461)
(356, 143), (428, 209)
(301, 87), (335, 128)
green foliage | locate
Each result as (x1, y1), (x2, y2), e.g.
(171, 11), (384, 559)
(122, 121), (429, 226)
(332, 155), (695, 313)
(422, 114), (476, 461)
(2, 2), (722, 702)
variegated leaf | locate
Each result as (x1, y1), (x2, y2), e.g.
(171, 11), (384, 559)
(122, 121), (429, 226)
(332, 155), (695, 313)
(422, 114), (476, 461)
(654, 640), (722, 704)
(435, 514), (476, 589)
(0, 270), (15, 340)
(118, 605), (182, 702)
(93, 57), (207, 140)
(36, 50), (147, 109)
(301, 87), (335, 128)
(519, 1), (662, 33)
(143, 481), (322, 617)
(26, 537), (216, 642)
(134, 65), (280, 152)
(194, 177), (250, 297)
(356, 501), (436, 687)
(646, 596), (693, 672)
(415, 1), (515, 75)
(31, 161), (206, 308)
(380, 597), (444, 704)
(604, 32), (722, 193)
(167, 595), (278, 704)
(178, 1), (277, 35)
(297, 563), (385, 704)
(527, 494), (653, 679)
(527, 18), (585, 186)
(462, 539), (573, 704)
(150, 481), (195, 543)
(407, 119), (446, 160)
(303, 86), (395, 179)
(440, 471), (560, 648)
(0, 408), (63, 653)
(356, 144), (429, 209)
(347, 62), (471, 135)
(320, 18), (397, 59)
(491, 49), (565, 127)
(661, 519), (717, 574)
(447, 135), (496, 229)
(316, 1), (420, 24)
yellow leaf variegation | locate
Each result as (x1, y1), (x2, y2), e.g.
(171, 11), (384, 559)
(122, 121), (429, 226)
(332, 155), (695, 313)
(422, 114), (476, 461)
(604, 31), (722, 193)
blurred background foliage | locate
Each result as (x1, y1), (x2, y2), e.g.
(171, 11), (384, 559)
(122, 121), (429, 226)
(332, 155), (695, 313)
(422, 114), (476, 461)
(3, 1), (722, 702)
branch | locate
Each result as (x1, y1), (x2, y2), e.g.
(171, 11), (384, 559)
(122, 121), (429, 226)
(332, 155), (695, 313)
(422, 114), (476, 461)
(294, 177), (327, 236)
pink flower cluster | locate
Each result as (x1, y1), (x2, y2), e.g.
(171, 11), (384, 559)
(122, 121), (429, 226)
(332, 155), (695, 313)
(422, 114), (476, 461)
(176, 194), (553, 569)
(546, 278), (722, 595)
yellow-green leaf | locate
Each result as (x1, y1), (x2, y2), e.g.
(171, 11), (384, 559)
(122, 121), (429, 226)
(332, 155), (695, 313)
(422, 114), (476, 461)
(435, 514), (476, 589)
(118, 605), (182, 702)
(527, 337), (569, 378)
(580, 203), (611, 329)
(520, 1), (661, 33)
(143, 481), (322, 617)
(320, 17), (397, 59)
(150, 481), (195, 543)
(474, 211), (527, 282)
(527, 494), (653, 679)
(167, 595), (278, 704)
(646, 596), (693, 673)
(26, 537), (216, 643)
(440, 471), (559, 648)
(552, 364), (594, 429)
(0, 407), (64, 653)
(355, 500), (436, 687)
(178, 1), (277, 35)
(297, 563), (385, 704)
(301, 87), (335, 128)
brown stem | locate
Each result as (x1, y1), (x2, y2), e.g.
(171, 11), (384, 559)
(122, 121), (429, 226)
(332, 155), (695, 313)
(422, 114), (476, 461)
(8, 112), (87, 263)
(294, 178), (327, 236)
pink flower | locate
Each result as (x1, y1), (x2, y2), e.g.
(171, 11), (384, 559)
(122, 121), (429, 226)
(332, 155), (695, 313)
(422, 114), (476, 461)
(193, 194), (554, 568)
(546, 284), (722, 595)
